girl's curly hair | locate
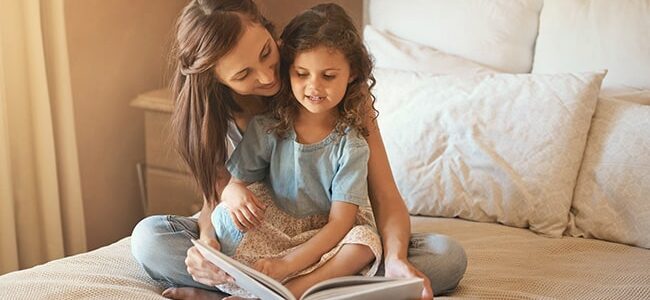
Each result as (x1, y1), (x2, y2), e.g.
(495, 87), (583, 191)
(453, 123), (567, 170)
(271, 3), (377, 138)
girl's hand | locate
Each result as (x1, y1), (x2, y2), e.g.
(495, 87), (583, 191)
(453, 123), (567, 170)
(184, 237), (234, 286)
(221, 182), (266, 231)
(384, 257), (434, 300)
(254, 257), (293, 281)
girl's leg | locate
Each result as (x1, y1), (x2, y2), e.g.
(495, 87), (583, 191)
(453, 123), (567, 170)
(377, 233), (467, 296)
(130, 215), (227, 297)
(284, 244), (375, 298)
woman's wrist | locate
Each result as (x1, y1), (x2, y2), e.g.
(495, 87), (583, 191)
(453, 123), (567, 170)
(384, 251), (408, 263)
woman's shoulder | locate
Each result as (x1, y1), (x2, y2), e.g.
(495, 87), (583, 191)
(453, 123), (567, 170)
(249, 113), (276, 129)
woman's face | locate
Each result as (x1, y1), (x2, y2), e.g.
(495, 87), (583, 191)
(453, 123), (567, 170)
(214, 22), (280, 97)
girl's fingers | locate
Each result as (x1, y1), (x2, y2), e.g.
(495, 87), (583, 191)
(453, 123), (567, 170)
(249, 194), (266, 212)
(229, 210), (245, 231)
(235, 210), (255, 230)
(247, 203), (265, 222)
(242, 205), (262, 226)
(242, 207), (261, 227)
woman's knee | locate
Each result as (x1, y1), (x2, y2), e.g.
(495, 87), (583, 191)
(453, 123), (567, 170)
(409, 233), (467, 295)
(131, 215), (172, 266)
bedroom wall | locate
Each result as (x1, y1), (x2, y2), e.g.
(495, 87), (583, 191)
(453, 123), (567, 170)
(61, 0), (361, 250)
(255, 0), (363, 32)
(63, 0), (188, 250)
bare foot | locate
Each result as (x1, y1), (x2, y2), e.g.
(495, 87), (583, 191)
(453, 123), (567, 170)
(162, 287), (228, 300)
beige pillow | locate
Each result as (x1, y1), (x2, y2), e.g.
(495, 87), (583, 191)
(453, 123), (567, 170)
(374, 69), (605, 237)
(568, 98), (650, 248)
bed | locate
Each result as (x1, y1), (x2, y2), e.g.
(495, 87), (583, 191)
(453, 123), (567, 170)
(2, 0), (649, 299)
(2, 217), (649, 299)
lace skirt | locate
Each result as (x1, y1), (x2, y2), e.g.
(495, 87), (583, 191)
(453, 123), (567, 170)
(216, 182), (382, 297)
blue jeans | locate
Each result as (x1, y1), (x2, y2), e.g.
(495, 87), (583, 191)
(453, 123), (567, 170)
(131, 215), (467, 296)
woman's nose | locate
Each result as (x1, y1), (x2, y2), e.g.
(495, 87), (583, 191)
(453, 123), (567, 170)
(257, 66), (275, 85)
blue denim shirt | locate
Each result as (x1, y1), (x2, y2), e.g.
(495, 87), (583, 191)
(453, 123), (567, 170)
(214, 115), (371, 256)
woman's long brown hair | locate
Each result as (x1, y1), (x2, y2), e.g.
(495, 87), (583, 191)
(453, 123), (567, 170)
(170, 0), (273, 205)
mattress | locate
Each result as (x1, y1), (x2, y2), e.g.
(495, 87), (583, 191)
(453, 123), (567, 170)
(1, 217), (649, 299)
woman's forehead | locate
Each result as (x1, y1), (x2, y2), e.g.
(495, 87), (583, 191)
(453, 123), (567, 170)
(215, 22), (272, 78)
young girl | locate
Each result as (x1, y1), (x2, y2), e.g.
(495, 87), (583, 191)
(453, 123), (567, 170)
(212, 4), (382, 298)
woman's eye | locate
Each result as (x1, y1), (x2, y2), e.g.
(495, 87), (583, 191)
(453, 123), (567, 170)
(261, 46), (270, 58)
(236, 71), (249, 81)
(296, 72), (308, 78)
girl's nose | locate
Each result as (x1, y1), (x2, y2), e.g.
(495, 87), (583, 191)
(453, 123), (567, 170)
(307, 77), (324, 93)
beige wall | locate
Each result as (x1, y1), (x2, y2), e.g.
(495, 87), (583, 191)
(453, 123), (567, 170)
(256, 0), (364, 33)
(64, 0), (187, 250)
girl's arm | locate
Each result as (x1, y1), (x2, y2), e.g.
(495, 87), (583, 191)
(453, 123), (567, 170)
(365, 120), (435, 299)
(257, 202), (358, 278)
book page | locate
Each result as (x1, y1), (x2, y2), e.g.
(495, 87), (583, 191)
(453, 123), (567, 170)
(303, 278), (423, 300)
(191, 239), (294, 300)
(302, 276), (396, 297)
(301, 276), (424, 300)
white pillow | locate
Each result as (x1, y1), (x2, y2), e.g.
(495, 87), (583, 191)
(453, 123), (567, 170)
(374, 68), (605, 237)
(363, 25), (496, 75)
(367, 0), (543, 73)
(568, 98), (650, 248)
(600, 89), (650, 106)
(532, 0), (650, 90)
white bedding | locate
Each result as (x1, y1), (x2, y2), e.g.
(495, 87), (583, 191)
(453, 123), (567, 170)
(2, 217), (649, 299)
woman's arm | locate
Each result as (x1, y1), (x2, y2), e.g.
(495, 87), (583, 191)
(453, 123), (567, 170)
(365, 121), (410, 260)
(365, 120), (435, 299)
(184, 170), (233, 287)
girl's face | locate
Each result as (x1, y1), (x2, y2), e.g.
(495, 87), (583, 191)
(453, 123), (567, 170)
(214, 22), (280, 97)
(289, 46), (352, 116)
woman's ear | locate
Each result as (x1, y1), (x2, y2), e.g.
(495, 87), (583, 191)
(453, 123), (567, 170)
(348, 76), (356, 84)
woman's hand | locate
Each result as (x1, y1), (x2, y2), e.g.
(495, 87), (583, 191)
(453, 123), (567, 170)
(384, 257), (434, 300)
(221, 182), (266, 231)
(185, 237), (234, 287)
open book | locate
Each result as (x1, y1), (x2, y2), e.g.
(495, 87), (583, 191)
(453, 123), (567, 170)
(192, 239), (423, 300)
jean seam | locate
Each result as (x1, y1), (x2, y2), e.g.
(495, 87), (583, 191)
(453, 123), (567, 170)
(166, 215), (199, 240)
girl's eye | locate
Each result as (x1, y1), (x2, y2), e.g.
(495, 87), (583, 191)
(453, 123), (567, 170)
(323, 74), (336, 80)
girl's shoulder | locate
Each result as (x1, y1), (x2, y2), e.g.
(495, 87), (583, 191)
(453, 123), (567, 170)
(339, 126), (368, 149)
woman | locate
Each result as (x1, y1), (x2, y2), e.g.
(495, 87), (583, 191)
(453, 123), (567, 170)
(131, 1), (467, 299)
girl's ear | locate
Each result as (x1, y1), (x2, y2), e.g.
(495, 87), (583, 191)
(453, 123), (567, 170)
(276, 39), (282, 47)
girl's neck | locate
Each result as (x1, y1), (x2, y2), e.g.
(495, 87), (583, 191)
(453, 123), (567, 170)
(294, 108), (338, 144)
(296, 108), (337, 129)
